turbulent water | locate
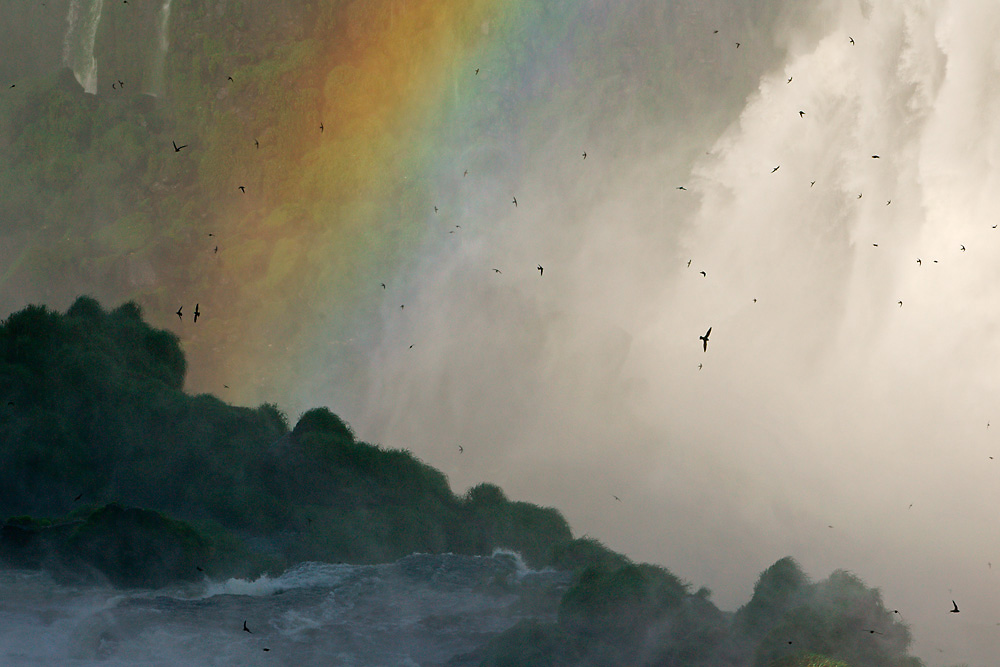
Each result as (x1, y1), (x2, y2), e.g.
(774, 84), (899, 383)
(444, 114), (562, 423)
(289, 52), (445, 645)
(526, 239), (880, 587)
(62, 0), (104, 94)
(0, 551), (568, 666)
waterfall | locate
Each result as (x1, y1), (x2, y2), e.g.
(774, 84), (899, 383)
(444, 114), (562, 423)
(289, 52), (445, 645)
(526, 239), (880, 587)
(148, 0), (173, 97)
(62, 0), (104, 94)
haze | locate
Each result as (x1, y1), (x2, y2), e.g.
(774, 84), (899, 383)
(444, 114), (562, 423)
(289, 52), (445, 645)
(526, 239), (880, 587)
(3, 1), (999, 664)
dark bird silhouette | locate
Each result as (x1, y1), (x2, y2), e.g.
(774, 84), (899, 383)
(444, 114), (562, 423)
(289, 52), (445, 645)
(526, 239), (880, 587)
(243, 620), (253, 633)
(886, 200), (891, 205)
(961, 245), (966, 251)
(698, 363), (703, 370)
(74, 493), (83, 502)
(810, 180), (816, 187)
(112, 82), (117, 90)
(700, 271), (707, 277)
(463, 169), (468, 177)
(950, 600), (960, 613)
(687, 259), (692, 267)
(238, 186), (245, 193)
(224, 385), (230, 389)
(771, 165), (780, 173)
(865, 629), (884, 635)
(214, 246), (218, 254)
(493, 268), (502, 274)
(409, 344), (413, 349)
(872, 155), (880, 158)
(676, 186), (687, 190)
(872, 243), (878, 247)
(713, 29), (718, 34)
(6, 401), (13, 407)
(916, 258), (921, 265)
(7, 84), (13, 89)
(582, 151), (587, 159)
(400, 304), (404, 309)
(857, 193), (863, 198)
(735, 42), (740, 48)
(227, 76), (233, 82)
(434, 206), (438, 212)
(172, 140), (187, 152)
(194, 304), (201, 323)
(537, 264), (543, 276)
(699, 327), (712, 352)
(254, 138), (259, 149)
(512, 196), (517, 207)
(458, 445), (463, 454)
(787, 76), (793, 83)
(263, 648), (270, 652)
(898, 301), (903, 307)
(474, 68), (479, 75)
(613, 495), (621, 502)
(196, 566), (204, 572)
(799, 110), (805, 117)
(381, 283), (386, 289)
(849, 36), (855, 45)
(118, 79), (124, 87)
(319, 122), (324, 133)
(176, 306), (183, 320)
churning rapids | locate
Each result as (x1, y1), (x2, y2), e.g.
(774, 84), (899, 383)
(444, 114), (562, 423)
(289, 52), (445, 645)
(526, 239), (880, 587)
(0, 551), (568, 666)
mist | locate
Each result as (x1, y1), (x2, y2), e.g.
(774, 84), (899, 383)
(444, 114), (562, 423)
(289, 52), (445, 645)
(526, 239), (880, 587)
(306, 2), (1000, 664)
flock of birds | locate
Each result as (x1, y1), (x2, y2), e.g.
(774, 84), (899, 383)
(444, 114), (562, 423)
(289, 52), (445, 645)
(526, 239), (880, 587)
(5, 10), (989, 659)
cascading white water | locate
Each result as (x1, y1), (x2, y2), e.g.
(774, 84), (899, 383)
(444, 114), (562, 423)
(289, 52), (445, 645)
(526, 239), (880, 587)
(62, 0), (104, 94)
(147, 0), (173, 97)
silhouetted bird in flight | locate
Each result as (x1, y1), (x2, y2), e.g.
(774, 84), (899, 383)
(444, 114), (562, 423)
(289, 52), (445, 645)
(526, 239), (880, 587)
(582, 151), (587, 159)
(176, 306), (183, 320)
(493, 268), (502, 274)
(735, 42), (740, 48)
(961, 245), (966, 251)
(787, 77), (793, 83)
(238, 186), (245, 193)
(194, 304), (200, 323)
(74, 493), (83, 502)
(118, 79), (124, 88)
(172, 140), (187, 152)
(857, 193), (863, 198)
(676, 186), (687, 190)
(849, 36), (855, 45)
(799, 110), (805, 117)
(612, 495), (621, 502)
(196, 566), (204, 572)
(254, 139), (259, 149)
(865, 629), (884, 635)
(886, 200), (891, 205)
(699, 327), (712, 352)
(687, 259), (692, 267)
(916, 258), (921, 265)
(771, 165), (780, 173)
(475, 68), (479, 75)
(512, 196), (517, 207)
(698, 363), (703, 370)
(243, 620), (253, 633)
(227, 76), (233, 82)
(810, 180), (816, 186)
(950, 600), (960, 613)
(463, 170), (468, 177)
(458, 445), (463, 454)
(214, 246), (218, 254)
(381, 283), (386, 289)
(537, 265), (543, 276)
(898, 301), (903, 307)
(872, 243), (878, 247)
(700, 271), (707, 277)
(319, 123), (324, 133)
(112, 83), (117, 90)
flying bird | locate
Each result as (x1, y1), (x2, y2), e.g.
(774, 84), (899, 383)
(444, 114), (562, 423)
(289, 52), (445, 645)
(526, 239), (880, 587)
(73, 493), (83, 502)
(916, 258), (921, 265)
(799, 110), (805, 117)
(613, 495), (621, 502)
(434, 206), (438, 212)
(849, 36), (855, 45)
(582, 151), (587, 159)
(886, 200), (891, 205)
(537, 264), (543, 276)
(172, 140), (187, 152)
(771, 165), (780, 173)
(961, 245), (966, 251)
(698, 363), (703, 370)
(493, 268), (502, 274)
(699, 271), (707, 277)
(254, 138), (259, 149)
(699, 327), (712, 352)
(463, 169), (468, 177)
(474, 68), (479, 75)
(810, 180), (816, 187)
(193, 304), (200, 323)
(950, 600), (960, 613)
(872, 243), (878, 247)
(381, 283), (386, 289)
(687, 259), (692, 267)
(787, 76), (793, 83)
(857, 193), (863, 199)
(898, 301), (903, 307)
(458, 445), (463, 454)
(735, 42), (740, 48)
(176, 306), (183, 320)
(512, 196), (517, 207)
(243, 620), (253, 633)
(871, 155), (880, 158)
(319, 122), (324, 133)
(214, 246), (218, 254)
(238, 185), (245, 193)
(676, 186), (687, 190)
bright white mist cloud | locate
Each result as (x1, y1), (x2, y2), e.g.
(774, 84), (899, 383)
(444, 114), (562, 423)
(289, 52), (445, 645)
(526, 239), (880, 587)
(316, 2), (1000, 664)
